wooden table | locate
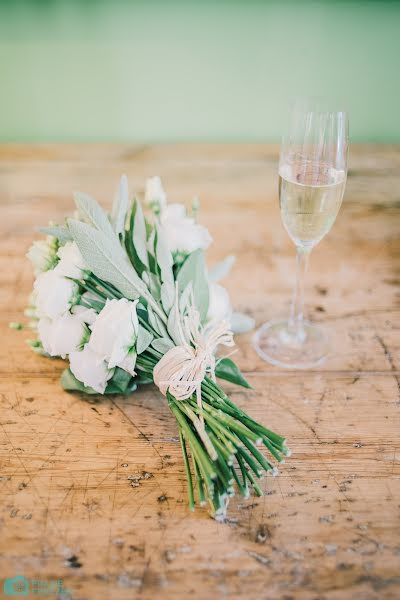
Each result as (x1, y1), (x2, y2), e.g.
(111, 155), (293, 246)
(0, 144), (399, 600)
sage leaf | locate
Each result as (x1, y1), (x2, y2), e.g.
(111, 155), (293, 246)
(137, 325), (153, 354)
(111, 174), (129, 237)
(161, 282), (175, 314)
(179, 281), (193, 314)
(177, 249), (209, 322)
(148, 273), (161, 300)
(209, 255), (236, 282)
(146, 229), (158, 275)
(167, 301), (184, 346)
(133, 199), (149, 268)
(156, 227), (174, 284)
(151, 337), (174, 354)
(68, 218), (147, 300)
(74, 191), (115, 238)
(125, 206), (147, 275)
(38, 226), (72, 243)
(148, 306), (169, 338)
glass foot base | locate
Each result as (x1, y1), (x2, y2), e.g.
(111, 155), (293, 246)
(253, 320), (329, 369)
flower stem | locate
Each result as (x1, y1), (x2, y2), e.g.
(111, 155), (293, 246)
(179, 430), (195, 511)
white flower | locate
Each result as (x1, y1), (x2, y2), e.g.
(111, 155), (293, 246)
(55, 241), (86, 279)
(26, 236), (58, 275)
(145, 175), (212, 255)
(145, 176), (167, 211)
(34, 270), (78, 319)
(69, 344), (113, 394)
(88, 298), (139, 376)
(207, 283), (232, 326)
(71, 304), (98, 325)
(160, 204), (212, 254)
(37, 313), (88, 358)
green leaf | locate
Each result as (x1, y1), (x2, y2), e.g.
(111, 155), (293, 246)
(146, 229), (158, 275)
(215, 358), (252, 389)
(161, 282), (175, 315)
(125, 206), (147, 276)
(136, 371), (154, 385)
(74, 191), (115, 238)
(146, 272), (161, 301)
(179, 281), (193, 313)
(136, 325), (153, 354)
(156, 227), (174, 314)
(151, 337), (174, 354)
(68, 219), (148, 301)
(133, 199), (149, 268)
(148, 306), (169, 338)
(38, 226), (72, 243)
(176, 249), (209, 322)
(208, 255), (236, 282)
(167, 302), (184, 346)
(61, 367), (137, 395)
(111, 175), (129, 237)
(106, 367), (137, 394)
(61, 368), (99, 394)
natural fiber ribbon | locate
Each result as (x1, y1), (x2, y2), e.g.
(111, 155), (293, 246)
(154, 307), (234, 422)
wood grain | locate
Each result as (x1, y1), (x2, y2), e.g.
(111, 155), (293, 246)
(0, 144), (399, 600)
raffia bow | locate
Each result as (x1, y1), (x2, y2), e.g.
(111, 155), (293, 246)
(153, 306), (234, 421)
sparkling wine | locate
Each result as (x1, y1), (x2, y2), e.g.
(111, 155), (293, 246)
(279, 162), (346, 249)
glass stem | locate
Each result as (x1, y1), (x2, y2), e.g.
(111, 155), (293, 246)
(288, 247), (310, 341)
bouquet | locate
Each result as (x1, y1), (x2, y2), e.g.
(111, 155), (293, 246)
(21, 175), (290, 519)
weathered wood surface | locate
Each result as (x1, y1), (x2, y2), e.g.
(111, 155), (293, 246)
(0, 144), (399, 600)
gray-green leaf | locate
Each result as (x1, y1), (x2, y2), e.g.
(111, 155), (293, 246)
(148, 306), (169, 338)
(208, 255), (236, 282)
(38, 226), (72, 243)
(136, 325), (153, 354)
(147, 273), (161, 301)
(111, 174), (129, 236)
(151, 337), (174, 354)
(68, 218), (147, 300)
(74, 191), (115, 238)
(167, 302), (184, 346)
(177, 249), (209, 322)
(133, 199), (149, 268)
(161, 282), (175, 315)
(156, 227), (174, 285)
(179, 281), (193, 314)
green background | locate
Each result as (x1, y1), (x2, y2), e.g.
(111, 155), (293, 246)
(0, 0), (398, 143)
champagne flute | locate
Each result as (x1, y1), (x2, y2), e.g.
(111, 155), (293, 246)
(254, 100), (348, 368)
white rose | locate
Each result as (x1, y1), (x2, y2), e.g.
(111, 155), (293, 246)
(88, 298), (139, 376)
(207, 283), (232, 326)
(160, 204), (212, 254)
(26, 236), (58, 275)
(55, 241), (87, 279)
(145, 176), (167, 211)
(69, 344), (113, 394)
(34, 270), (78, 319)
(37, 313), (88, 358)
